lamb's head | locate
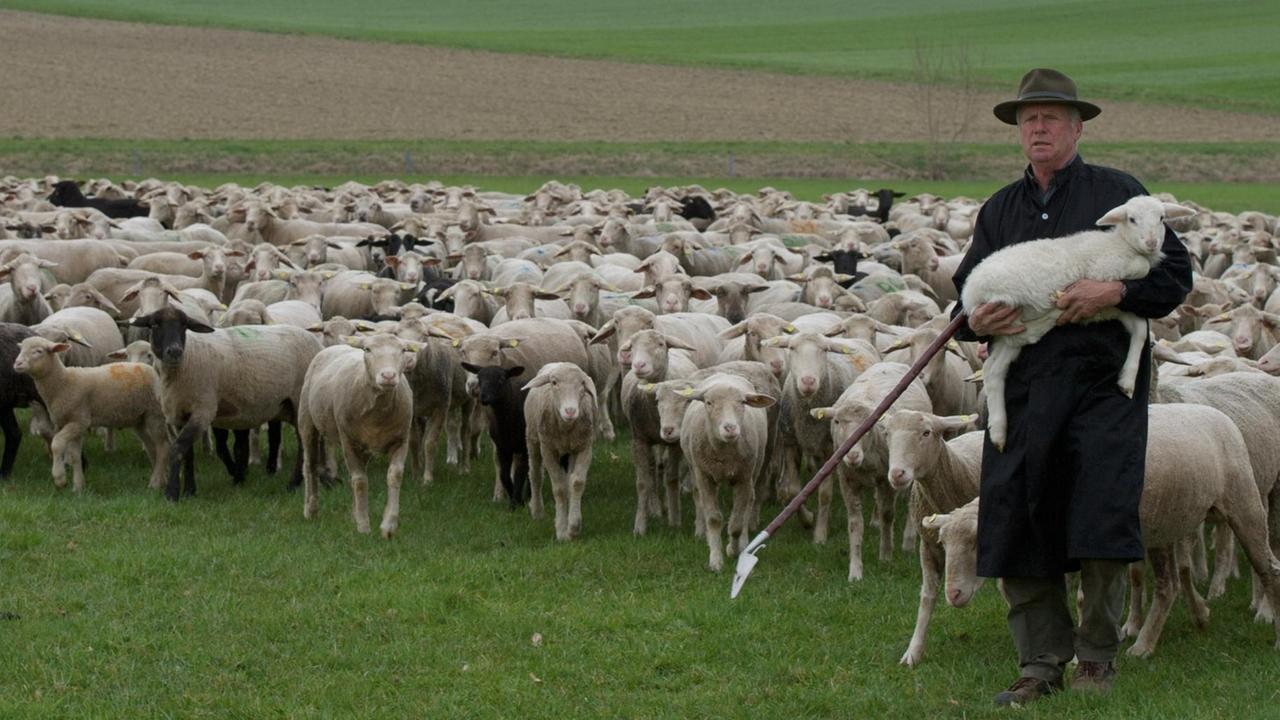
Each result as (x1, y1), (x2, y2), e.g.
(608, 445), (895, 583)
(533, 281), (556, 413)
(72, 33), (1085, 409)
(1096, 196), (1196, 256)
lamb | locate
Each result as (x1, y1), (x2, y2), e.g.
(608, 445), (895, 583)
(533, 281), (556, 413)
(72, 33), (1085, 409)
(129, 306), (322, 500)
(960, 196), (1194, 449)
(923, 403), (1280, 657)
(300, 333), (419, 538)
(882, 411), (984, 666)
(679, 373), (776, 571)
(13, 336), (169, 492)
(522, 363), (598, 540)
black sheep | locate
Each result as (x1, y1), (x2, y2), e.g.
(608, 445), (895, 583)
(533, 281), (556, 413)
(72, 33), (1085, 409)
(849, 188), (904, 225)
(46, 180), (148, 219)
(461, 363), (529, 510)
(0, 323), (43, 478)
(813, 249), (868, 287)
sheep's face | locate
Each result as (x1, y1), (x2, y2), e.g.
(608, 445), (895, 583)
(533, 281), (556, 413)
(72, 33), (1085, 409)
(565, 277), (600, 320)
(783, 334), (831, 399)
(735, 317), (791, 378)
(1, 255), (50, 302)
(653, 383), (694, 443)
(13, 336), (69, 374)
(1096, 196), (1195, 256)
(525, 364), (595, 424)
(811, 399), (875, 467)
(351, 334), (416, 392)
(132, 307), (215, 367)
(692, 381), (774, 444)
(460, 363), (523, 407)
(623, 330), (674, 382)
(922, 505), (984, 608)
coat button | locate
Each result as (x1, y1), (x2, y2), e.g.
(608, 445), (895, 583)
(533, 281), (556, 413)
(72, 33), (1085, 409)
(1041, 212), (1049, 220)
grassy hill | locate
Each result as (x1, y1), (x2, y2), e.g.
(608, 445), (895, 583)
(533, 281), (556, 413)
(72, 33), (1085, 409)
(6, 0), (1279, 113)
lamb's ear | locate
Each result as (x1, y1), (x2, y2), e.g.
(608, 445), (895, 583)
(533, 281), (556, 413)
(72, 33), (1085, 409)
(1095, 205), (1128, 227)
(932, 414), (980, 433)
(631, 286), (657, 300)
(105, 349), (128, 361)
(1162, 203), (1196, 219)
(690, 287), (713, 301)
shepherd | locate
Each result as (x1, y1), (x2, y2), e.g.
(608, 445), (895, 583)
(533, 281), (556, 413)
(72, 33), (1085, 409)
(951, 68), (1192, 707)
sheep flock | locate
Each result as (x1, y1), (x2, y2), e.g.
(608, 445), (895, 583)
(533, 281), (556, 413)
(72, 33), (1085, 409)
(2, 175), (1279, 665)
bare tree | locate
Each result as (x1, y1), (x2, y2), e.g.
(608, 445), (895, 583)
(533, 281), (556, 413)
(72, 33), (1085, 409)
(911, 41), (983, 180)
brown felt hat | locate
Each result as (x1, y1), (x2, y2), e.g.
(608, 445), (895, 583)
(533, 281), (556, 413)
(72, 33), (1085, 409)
(993, 68), (1101, 125)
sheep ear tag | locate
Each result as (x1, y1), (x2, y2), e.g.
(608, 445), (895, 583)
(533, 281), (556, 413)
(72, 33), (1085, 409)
(506, 339), (520, 348)
(677, 387), (694, 397)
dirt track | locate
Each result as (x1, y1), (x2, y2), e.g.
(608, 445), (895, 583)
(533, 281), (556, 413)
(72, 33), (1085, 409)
(3, 10), (1280, 144)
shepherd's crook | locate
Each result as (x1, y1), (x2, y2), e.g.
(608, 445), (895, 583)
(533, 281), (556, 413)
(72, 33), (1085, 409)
(731, 312), (969, 598)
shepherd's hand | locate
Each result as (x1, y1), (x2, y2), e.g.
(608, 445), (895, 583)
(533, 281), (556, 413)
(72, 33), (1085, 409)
(969, 302), (1025, 336)
(1055, 280), (1125, 325)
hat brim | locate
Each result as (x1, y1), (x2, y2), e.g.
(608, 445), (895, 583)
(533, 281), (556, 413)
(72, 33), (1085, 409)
(993, 98), (1101, 125)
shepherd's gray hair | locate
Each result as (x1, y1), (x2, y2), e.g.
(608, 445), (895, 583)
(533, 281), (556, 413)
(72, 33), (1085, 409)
(1016, 105), (1082, 125)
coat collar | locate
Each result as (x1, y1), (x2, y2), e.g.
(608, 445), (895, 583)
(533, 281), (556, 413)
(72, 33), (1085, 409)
(1023, 154), (1083, 203)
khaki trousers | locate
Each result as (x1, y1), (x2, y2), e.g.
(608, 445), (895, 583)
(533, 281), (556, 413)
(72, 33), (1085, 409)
(1001, 559), (1128, 683)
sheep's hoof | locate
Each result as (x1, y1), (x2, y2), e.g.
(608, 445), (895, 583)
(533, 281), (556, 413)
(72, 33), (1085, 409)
(899, 648), (922, 667)
(1121, 621), (1141, 638)
(709, 558), (724, 573)
(1125, 642), (1154, 659)
(380, 524), (397, 540)
(1118, 381), (1135, 398)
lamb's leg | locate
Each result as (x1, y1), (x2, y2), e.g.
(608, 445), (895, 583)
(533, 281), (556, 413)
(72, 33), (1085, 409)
(900, 541), (942, 666)
(1208, 523), (1235, 600)
(981, 341), (1020, 452)
(1177, 537), (1211, 630)
(380, 440), (408, 539)
(49, 424), (73, 489)
(247, 425), (261, 466)
(1116, 314), (1147, 398)
(663, 446), (681, 528)
(66, 425), (87, 493)
(168, 421), (202, 501)
(631, 439), (655, 536)
(1190, 522), (1209, 584)
(1121, 561), (1145, 638)
(232, 429), (250, 484)
(0, 407), (21, 479)
(567, 448), (590, 539)
(546, 454), (568, 540)
(342, 437), (372, 534)
(1129, 547), (1178, 658)
(838, 467), (865, 582)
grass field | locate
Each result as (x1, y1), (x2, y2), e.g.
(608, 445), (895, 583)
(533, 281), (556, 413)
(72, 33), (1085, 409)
(5, 0), (1279, 114)
(2, 418), (1278, 718)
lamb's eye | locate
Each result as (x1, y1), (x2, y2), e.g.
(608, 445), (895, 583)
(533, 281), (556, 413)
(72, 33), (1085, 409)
(1129, 217), (1135, 223)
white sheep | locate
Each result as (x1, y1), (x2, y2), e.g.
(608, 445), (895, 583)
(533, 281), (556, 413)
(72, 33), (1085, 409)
(13, 336), (169, 492)
(300, 333), (419, 538)
(960, 196), (1195, 449)
(522, 362), (598, 541)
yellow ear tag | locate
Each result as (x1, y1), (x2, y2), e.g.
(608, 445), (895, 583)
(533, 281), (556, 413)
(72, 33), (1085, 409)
(677, 387), (694, 397)
(358, 283), (371, 290)
(1212, 314), (1230, 322)
(964, 414), (979, 423)
(815, 409), (826, 420)
(452, 339), (460, 348)
(946, 340), (961, 352)
(507, 339), (519, 348)
(642, 383), (655, 391)
(784, 324), (796, 333)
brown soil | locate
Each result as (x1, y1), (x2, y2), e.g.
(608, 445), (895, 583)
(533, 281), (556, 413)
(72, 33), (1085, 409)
(4, 10), (1280, 145)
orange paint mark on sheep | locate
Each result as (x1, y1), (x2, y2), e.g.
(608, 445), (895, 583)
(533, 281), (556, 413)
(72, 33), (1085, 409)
(108, 363), (149, 391)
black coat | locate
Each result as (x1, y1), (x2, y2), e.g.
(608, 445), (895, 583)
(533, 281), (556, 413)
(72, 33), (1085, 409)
(951, 155), (1193, 578)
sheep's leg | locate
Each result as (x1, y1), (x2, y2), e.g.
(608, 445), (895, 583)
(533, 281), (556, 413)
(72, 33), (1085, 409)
(874, 479), (895, 563)
(232, 429), (250, 484)
(212, 428), (236, 478)
(380, 440), (408, 539)
(0, 407), (21, 479)
(512, 452), (530, 508)
(663, 446), (681, 528)
(496, 445), (517, 509)
(727, 476), (754, 557)
(981, 342), (1020, 452)
(1191, 523), (1209, 584)
(1121, 561), (1145, 638)
(631, 439), (655, 536)
(49, 424), (74, 489)
(596, 384), (616, 442)
(900, 541), (942, 666)
(838, 468), (865, 582)
(266, 421), (282, 475)
(445, 405), (462, 466)
(29, 402), (53, 453)
(301, 420), (321, 520)
(66, 425), (86, 493)
(544, 454), (567, 540)
(1208, 523), (1235, 600)
(814, 466), (833, 545)
(778, 443), (814, 529)
(694, 468), (724, 572)
(168, 421), (203, 502)
(1218, 485), (1280, 637)
(1116, 314), (1147, 398)
(647, 448), (665, 519)
(104, 428), (116, 453)
(341, 436), (372, 534)
(567, 448), (589, 539)
(247, 426), (261, 466)
(140, 415), (170, 491)
(527, 438), (545, 520)
(422, 407), (447, 486)
(1129, 547), (1178, 658)
(1177, 538), (1211, 630)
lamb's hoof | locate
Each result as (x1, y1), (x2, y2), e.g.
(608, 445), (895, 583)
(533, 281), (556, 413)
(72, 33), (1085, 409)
(1118, 382), (1135, 398)
(1121, 622), (1141, 638)
(900, 648), (922, 667)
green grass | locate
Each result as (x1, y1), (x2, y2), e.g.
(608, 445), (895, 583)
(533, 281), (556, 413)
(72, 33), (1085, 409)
(1, 419), (1278, 717)
(5, 0), (1280, 113)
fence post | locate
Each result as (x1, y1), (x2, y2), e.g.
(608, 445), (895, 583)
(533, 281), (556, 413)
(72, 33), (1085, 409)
(404, 150), (413, 177)
(132, 148), (141, 177)
(727, 150), (736, 178)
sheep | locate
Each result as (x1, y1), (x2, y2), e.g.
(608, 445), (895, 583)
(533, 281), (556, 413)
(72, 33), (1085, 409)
(0, 239), (128, 286)
(300, 333), (419, 538)
(804, 361), (933, 581)
(243, 201), (385, 247)
(435, 280), (498, 325)
(106, 339), (156, 366)
(286, 234), (368, 270)
(0, 253), (55, 325)
(129, 306), (322, 500)
(882, 411), (984, 666)
(13, 336), (169, 492)
(33, 306), (124, 368)
(319, 271), (414, 320)
(522, 363), (597, 540)
(960, 196), (1195, 450)
(680, 373), (777, 571)
(922, 403), (1280, 657)
(488, 282), (573, 325)
(1202, 304), (1280, 360)
(0, 323), (42, 478)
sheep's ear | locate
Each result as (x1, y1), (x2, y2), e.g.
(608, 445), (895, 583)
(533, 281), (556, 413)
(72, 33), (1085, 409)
(342, 336), (365, 349)
(187, 250), (207, 260)
(631, 286), (657, 300)
(1263, 312), (1280, 329)
(49, 342), (72, 354)
(1162, 203), (1196, 219)
(105, 349), (127, 361)
(68, 332), (93, 349)
(808, 406), (832, 421)
(129, 313), (155, 328)
(521, 374), (551, 391)
(760, 336), (790, 349)
(920, 513), (950, 530)
(663, 335), (695, 351)
(745, 284), (770, 294)
(533, 289), (562, 301)
(35, 258), (58, 268)
(383, 256), (401, 269)
(505, 365), (526, 378)
(719, 321), (747, 340)
(745, 393), (776, 409)
(933, 414), (980, 432)
(186, 320), (216, 334)
(1095, 206), (1128, 227)
(589, 320), (616, 344)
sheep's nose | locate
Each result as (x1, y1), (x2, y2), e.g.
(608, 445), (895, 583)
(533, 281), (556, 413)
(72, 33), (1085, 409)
(948, 588), (963, 606)
(889, 468), (905, 484)
(468, 271), (480, 280)
(816, 296), (832, 308)
(769, 360), (783, 373)
(721, 423), (739, 438)
(661, 426), (677, 441)
(562, 406), (577, 419)
(573, 303), (587, 314)
(800, 375), (817, 388)
(379, 370), (398, 384)
(633, 360), (648, 372)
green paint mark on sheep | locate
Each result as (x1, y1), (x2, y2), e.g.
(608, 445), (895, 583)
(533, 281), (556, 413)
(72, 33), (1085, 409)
(229, 327), (264, 340)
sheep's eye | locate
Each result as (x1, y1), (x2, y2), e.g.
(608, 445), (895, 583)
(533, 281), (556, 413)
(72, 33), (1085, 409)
(550, 380), (557, 386)
(922, 430), (932, 437)
(714, 288), (726, 296)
